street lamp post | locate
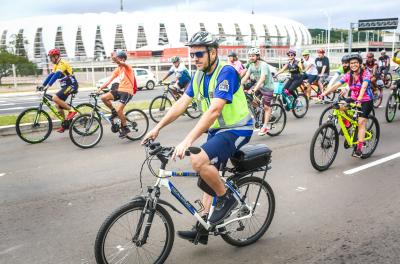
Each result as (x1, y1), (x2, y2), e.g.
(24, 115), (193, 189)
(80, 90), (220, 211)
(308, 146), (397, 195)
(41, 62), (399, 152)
(321, 10), (331, 57)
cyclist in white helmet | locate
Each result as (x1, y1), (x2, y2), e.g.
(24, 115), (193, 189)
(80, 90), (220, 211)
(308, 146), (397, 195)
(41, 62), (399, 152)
(241, 47), (274, 136)
(160, 56), (191, 92)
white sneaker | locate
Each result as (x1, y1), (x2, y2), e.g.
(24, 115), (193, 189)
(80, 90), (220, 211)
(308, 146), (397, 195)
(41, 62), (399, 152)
(258, 127), (269, 136)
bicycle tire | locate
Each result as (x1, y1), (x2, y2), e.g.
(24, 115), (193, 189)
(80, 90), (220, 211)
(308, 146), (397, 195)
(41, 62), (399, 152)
(185, 101), (202, 119)
(373, 87), (383, 108)
(94, 200), (174, 264)
(69, 113), (103, 149)
(149, 96), (172, 123)
(125, 109), (149, 141)
(221, 176), (275, 247)
(385, 93), (397, 122)
(362, 115), (380, 159)
(267, 103), (286, 136)
(292, 94), (309, 118)
(16, 108), (52, 144)
(310, 123), (339, 171)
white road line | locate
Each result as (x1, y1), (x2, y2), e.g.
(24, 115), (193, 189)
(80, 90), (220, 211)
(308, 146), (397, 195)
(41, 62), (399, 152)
(0, 107), (24, 111)
(0, 103), (15, 106)
(295, 187), (307, 192)
(344, 152), (400, 175)
(0, 173), (6, 177)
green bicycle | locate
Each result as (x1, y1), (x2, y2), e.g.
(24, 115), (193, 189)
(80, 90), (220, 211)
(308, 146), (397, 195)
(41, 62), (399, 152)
(15, 86), (94, 144)
(310, 101), (380, 171)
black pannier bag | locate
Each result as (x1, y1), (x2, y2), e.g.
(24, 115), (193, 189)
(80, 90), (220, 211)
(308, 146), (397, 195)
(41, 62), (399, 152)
(230, 144), (272, 172)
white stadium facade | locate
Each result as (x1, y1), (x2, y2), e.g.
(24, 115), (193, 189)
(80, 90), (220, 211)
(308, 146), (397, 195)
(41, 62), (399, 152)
(0, 11), (311, 63)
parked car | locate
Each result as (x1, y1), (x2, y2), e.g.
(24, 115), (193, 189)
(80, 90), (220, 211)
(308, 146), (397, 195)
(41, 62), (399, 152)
(96, 68), (157, 90)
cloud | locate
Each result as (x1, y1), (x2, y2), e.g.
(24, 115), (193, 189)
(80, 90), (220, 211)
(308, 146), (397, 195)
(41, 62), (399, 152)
(0, 0), (398, 29)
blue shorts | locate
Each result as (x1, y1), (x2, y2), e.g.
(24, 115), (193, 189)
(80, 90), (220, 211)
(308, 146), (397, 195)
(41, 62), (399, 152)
(201, 131), (251, 169)
(56, 76), (78, 101)
(305, 74), (319, 84)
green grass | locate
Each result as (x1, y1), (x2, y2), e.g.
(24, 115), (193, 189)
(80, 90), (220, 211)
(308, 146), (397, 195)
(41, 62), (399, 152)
(0, 101), (151, 127)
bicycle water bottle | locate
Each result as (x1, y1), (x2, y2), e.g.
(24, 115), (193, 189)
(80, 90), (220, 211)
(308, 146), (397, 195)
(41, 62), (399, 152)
(284, 89), (293, 109)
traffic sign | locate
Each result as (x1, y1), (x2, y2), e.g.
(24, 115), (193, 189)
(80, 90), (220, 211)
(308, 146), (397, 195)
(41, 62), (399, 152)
(358, 18), (398, 31)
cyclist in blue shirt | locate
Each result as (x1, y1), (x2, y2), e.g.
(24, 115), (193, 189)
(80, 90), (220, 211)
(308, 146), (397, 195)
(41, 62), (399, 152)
(142, 31), (253, 245)
(160, 56), (191, 92)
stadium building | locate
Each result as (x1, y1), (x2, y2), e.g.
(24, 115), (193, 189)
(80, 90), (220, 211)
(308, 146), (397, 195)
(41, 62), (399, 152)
(0, 11), (311, 63)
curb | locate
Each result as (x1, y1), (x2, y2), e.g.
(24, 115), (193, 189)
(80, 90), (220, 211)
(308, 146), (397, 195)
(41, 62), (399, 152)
(0, 87), (96, 97)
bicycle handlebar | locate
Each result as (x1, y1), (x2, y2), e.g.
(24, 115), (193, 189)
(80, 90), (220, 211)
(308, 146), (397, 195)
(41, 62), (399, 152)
(144, 140), (201, 157)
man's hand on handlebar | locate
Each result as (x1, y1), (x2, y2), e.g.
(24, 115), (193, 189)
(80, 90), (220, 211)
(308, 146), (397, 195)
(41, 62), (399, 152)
(172, 139), (191, 160)
(141, 128), (160, 145)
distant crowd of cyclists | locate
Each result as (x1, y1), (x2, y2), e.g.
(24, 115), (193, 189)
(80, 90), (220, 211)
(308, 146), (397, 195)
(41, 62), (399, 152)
(24, 31), (400, 254)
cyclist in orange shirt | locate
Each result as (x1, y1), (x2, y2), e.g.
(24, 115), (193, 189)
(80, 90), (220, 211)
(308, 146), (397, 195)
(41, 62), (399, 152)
(97, 50), (137, 138)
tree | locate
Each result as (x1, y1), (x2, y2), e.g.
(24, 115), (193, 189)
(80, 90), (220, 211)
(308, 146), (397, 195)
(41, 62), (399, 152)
(0, 49), (38, 85)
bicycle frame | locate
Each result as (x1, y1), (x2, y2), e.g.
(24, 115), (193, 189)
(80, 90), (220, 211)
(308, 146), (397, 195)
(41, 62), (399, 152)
(151, 169), (254, 231)
(35, 90), (78, 123)
(332, 108), (373, 146)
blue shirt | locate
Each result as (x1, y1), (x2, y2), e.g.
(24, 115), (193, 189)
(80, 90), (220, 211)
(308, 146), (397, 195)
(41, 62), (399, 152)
(186, 63), (253, 136)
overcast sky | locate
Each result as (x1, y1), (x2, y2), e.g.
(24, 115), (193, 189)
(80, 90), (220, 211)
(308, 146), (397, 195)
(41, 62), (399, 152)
(1, 0), (398, 29)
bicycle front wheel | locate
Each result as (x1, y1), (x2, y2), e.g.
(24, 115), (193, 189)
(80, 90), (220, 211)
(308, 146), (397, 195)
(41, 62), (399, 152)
(16, 108), (52, 144)
(221, 176), (275, 247)
(292, 94), (309, 118)
(267, 103), (286, 136)
(310, 123), (339, 171)
(125, 109), (149, 141)
(149, 96), (172, 123)
(385, 94), (397, 122)
(362, 115), (380, 159)
(186, 100), (202, 119)
(94, 200), (174, 264)
(69, 113), (103, 149)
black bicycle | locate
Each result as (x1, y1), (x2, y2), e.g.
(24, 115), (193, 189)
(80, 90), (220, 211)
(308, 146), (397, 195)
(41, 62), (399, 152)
(246, 91), (286, 136)
(15, 86), (94, 144)
(69, 92), (149, 148)
(94, 141), (275, 263)
(149, 82), (201, 123)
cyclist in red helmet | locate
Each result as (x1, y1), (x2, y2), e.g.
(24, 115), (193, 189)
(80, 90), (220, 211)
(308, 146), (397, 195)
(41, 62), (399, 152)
(41, 48), (79, 133)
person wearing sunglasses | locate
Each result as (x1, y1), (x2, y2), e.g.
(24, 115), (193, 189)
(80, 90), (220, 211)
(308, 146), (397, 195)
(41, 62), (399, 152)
(275, 48), (304, 104)
(142, 31), (253, 245)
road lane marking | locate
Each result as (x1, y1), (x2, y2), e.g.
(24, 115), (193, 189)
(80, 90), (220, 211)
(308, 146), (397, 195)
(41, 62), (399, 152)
(0, 173), (5, 177)
(344, 152), (400, 175)
(0, 103), (15, 106)
(0, 244), (24, 255)
(0, 107), (24, 111)
(296, 187), (307, 192)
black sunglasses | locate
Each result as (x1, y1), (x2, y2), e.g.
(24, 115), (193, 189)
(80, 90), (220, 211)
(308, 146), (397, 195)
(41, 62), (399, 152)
(190, 50), (207, 59)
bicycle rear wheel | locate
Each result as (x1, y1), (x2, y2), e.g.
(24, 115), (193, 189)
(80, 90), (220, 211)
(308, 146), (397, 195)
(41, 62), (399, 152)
(186, 100), (202, 119)
(310, 123), (339, 171)
(94, 200), (174, 264)
(125, 109), (149, 141)
(69, 113), (103, 149)
(16, 108), (52, 144)
(385, 94), (397, 122)
(267, 103), (286, 136)
(149, 96), (172, 123)
(221, 176), (275, 247)
(362, 115), (380, 159)
(384, 73), (392, 89)
(292, 94), (309, 118)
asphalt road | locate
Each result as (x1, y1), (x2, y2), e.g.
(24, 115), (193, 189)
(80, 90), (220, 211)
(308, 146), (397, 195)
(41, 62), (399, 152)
(0, 86), (165, 115)
(1, 94), (400, 264)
